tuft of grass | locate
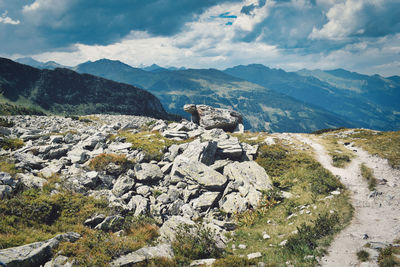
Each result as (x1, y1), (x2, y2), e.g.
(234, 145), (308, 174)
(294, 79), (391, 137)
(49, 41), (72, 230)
(331, 153), (351, 168)
(172, 223), (223, 265)
(357, 249), (370, 262)
(88, 153), (134, 174)
(0, 157), (20, 176)
(111, 131), (191, 161)
(0, 136), (24, 150)
(58, 223), (158, 266)
(360, 163), (377, 191)
(378, 246), (400, 267)
(318, 137), (354, 168)
(346, 130), (400, 169)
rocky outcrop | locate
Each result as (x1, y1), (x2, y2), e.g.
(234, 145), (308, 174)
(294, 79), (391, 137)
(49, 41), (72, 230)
(0, 232), (80, 267)
(110, 243), (174, 266)
(0, 113), (275, 265)
(184, 104), (243, 132)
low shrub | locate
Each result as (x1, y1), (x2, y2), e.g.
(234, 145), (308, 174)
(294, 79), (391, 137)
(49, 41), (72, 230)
(172, 223), (223, 264)
(311, 127), (345, 135)
(286, 213), (339, 256)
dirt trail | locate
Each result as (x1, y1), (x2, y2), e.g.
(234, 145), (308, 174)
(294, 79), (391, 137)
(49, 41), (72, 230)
(294, 134), (400, 266)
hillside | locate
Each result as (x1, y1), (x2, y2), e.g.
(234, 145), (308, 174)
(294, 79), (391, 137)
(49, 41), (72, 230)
(224, 64), (400, 131)
(1, 113), (399, 266)
(0, 58), (173, 120)
(74, 59), (355, 133)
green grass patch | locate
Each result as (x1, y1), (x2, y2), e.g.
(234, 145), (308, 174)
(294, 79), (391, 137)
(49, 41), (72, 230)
(0, 186), (109, 249)
(357, 249), (370, 262)
(0, 157), (20, 176)
(88, 153), (134, 174)
(220, 140), (353, 266)
(360, 163), (377, 191)
(111, 131), (191, 161)
(172, 223), (223, 265)
(346, 130), (400, 169)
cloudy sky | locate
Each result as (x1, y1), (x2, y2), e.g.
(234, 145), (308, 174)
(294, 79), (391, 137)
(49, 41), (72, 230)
(0, 0), (399, 76)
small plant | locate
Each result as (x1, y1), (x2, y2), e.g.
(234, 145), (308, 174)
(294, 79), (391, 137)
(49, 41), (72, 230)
(0, 157), (20, 176)
(286, 213), (339, 256)
(172, 223), (223, 264)
(357, 249), (370, 262)
(360, 163), (377, 191)
(331, 153), (351, 168)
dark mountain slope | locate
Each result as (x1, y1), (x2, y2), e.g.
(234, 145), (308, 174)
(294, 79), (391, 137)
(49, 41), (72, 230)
(0, 58), (172, 119)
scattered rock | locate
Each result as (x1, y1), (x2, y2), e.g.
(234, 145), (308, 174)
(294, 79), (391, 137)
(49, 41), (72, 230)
(134, 163), (163, 183)
(248, 252), (262, 260)
(190, 258), (216, 266)
(110, 243), (174, 266)
(94, 215), (124, 232)
(0, 232), (80, 267)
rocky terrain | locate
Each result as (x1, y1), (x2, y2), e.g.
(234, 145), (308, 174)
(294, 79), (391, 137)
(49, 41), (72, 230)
(0, 106), (277, 266)
(1, 105), (398, 266)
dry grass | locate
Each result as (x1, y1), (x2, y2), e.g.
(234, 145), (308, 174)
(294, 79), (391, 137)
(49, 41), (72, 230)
(111, 131), (193, 161)
(360, 163), (377, 191)
(318, 136), (355, 168)
(88, 153), (134, 173)
(346, 130), (400, 169)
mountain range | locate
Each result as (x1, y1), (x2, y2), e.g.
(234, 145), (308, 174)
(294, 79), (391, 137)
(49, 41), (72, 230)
(0, 58), (173, 120)
(5, 57), (400, 132)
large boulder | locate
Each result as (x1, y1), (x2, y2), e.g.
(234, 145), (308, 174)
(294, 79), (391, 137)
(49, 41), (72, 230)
(134, 163), (163, 183)
(110, 244), (174, 266)
(184, 104), (243, 132)
(180, 139), (217, 166)
(171, 156), (228, 191)
(0, 232), (80, 267)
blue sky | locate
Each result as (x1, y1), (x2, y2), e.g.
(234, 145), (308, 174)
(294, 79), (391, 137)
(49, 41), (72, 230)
(0, 0), (399, 76)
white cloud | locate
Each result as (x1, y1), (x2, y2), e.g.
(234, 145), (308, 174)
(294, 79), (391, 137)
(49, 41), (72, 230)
(309, 0), (384, 40)
(0, 11), (19, 24)
(24, 0), (400, 76)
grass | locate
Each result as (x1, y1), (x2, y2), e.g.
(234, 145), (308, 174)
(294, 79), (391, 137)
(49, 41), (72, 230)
(360, 163), (377, 191)
(0, 136), (24, 151)
(378, 245), (400, 267)
(0, 187), (109, 249)
(0, 157), (20, 176)
(58, 223), (159, 266)
(110, 131), (192, 161)
(345, 130), (400, 169)
(357, 249), (370, 262)
(218, 134), (353, 266)
(88, 153), (134, 174)
(318, 136), (354, 168)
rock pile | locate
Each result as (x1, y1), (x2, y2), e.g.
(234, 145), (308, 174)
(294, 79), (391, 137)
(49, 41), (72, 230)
(0, 111), (272, 265)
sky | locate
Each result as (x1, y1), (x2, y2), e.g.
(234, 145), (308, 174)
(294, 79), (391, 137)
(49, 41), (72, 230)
(0, 0), (399, 76)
